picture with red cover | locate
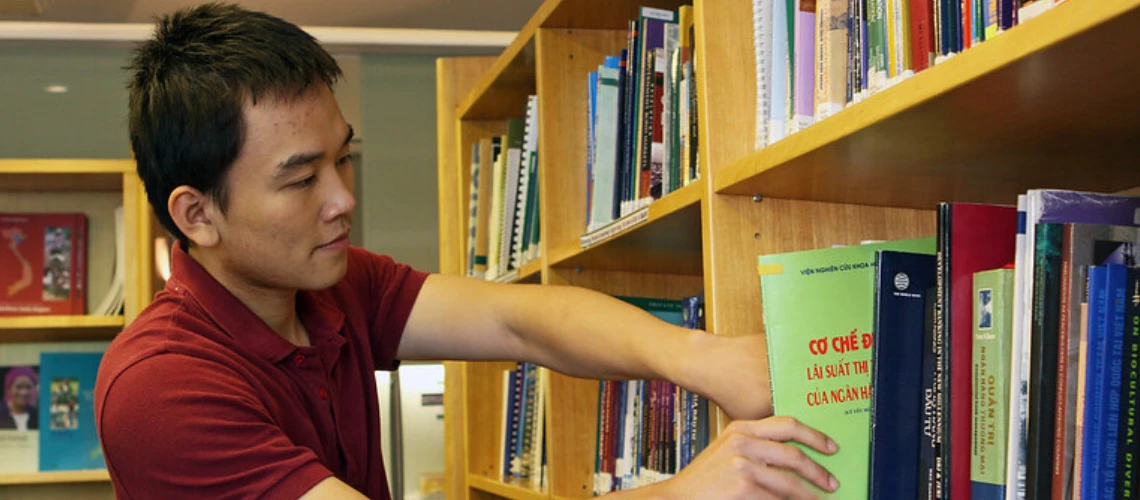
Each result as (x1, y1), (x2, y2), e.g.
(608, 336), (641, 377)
(0, 213), (86, 316)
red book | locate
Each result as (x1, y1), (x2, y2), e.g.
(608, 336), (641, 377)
(0, 212), (87, 316)
(938, 203), (1017, 499)
(910, 0), (936, 72)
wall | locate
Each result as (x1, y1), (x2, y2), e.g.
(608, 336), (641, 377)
(0, 46), (448, 272)
(359, 54), (442, 273)
(0, 46), (132, 158)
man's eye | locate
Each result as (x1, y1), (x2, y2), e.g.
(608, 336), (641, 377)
(293, 176), (316, 188)
(336, 154), (352, 166)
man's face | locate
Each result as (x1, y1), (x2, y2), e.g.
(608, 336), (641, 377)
(208, 84), (356, 292)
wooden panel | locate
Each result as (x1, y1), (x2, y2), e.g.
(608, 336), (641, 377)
(438, 56), (500, 277)
(714, 0), (1140, 208)
(544, 269), (702, 498)
(693, 0), (755, 175)
(445, 361), (470, 500)
(0, 173), (121, 192)
(0, 482), (114, 500)
(468, 474), (549, 500)
(535, 28), (629, 262)
(0, 470), (109, 486)
(702, 195), (934, 421)
(123, 173), (152, 323)
(458, 0), (692, 120)
(548, 180), (704, 276)
(0, 316), (123, 343)
(465, 361), (518, 480)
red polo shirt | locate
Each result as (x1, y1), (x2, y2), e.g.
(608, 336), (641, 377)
(95, 243), (429, 499)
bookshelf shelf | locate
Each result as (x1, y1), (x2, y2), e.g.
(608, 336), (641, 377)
(714, 0), (1140, 209)
(548, 179), (704, 276)
(0, 315), (125, 343)
(0, 159), (134, 192)
(467, 474), (548, 500)
(0, 469), (110, 486)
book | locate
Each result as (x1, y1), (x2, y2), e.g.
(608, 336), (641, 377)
(937, 202), (1017, 500)
(38, 351), (104, 471)
(0, 364), (40, 473)
(758, 237), (935, 499)
(868, 250), (936, 500)
(0, 212), (87, 316)
(971, 267), (1014, 500)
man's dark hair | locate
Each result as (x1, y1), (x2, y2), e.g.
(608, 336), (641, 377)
(127, 2), (342, 248)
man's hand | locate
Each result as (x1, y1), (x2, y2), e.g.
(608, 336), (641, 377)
(617, 417), (839, 500)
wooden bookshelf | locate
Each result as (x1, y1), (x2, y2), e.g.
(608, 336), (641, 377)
(714, 0), (1140, 209)
(0, 470), (110, 486)
(437, 0), (1140, 498)
(0, 158), (154, 499)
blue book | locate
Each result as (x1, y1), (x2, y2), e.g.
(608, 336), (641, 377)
(1081, 266), (1108, 500)
(38, 352), (104, 471)
(1100, 263), (1129, 496)
(869, 251), (937, 500)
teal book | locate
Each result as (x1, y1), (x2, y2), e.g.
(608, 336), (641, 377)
(758, 237), (936, 499)
(38, 352), (104, 471)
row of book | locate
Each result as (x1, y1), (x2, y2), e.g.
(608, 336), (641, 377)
(750, 0), (1067, 150)
(465, 96), (541, 281)
(584, 5), (700, 236)
(593, 294), (710, 494)
(0, 209), (125, 317)
(756, 189), (1139, 499)
(499, 361), (547, 490)
(0, 351), (105, 473)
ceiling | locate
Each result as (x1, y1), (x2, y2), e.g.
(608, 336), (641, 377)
(0, 0), (543, 31)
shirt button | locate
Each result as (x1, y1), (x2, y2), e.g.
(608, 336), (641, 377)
(318, 388), (329, 400)
(292, 354), (305, 366)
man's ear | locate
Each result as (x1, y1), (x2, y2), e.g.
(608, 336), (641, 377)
(168, 186), (220, 248)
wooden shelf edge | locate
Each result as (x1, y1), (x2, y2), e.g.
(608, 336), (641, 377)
(467, 474), (548, 500)
(548, 180), (705, 268)
(0, 469), (110, 486)
(0, 315), (125, 330)
(713, 0), (1140, 197)
(456, 0), (557, 118)
(0, 159), (134, 175)
(519, 260), (543, 281)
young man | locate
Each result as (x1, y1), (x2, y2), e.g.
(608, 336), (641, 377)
(95, 3), (841, 499)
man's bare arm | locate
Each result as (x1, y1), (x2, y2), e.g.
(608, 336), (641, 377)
(398, 274), (772, 419)
(298, 477), (368, 500)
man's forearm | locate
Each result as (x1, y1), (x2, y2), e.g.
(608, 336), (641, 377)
(499, 284), (704, 385)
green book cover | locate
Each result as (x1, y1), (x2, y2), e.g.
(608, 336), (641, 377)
(758, 237), (935, 499)
(971, 267), (1013, 494)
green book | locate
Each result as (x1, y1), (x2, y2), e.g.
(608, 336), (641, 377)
(758, 237), (935, 499)
(971, 267), (1013, 496)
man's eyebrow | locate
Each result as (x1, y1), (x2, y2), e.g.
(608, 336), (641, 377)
(274, 125), (355, 178)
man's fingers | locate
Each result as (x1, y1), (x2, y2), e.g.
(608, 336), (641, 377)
(746, 461), (824, 500)
(725, 431), (837, 493)
(730, 416), (839, 455)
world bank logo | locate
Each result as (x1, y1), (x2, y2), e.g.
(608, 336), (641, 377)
(893, 272), (910, 291)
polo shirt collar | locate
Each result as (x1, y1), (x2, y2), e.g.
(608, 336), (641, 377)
(169, 241), (346, 364)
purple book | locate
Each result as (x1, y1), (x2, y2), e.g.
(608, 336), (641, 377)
(793, 7), (816, 128)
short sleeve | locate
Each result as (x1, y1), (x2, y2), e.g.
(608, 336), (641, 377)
(344, 248), (429, 371)
(98, 354), (333, 499)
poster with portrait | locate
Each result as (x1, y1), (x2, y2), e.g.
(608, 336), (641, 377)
(0, 364), (40, 473)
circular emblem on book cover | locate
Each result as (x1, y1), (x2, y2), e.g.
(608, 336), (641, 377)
(893, 272), (910, 291)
